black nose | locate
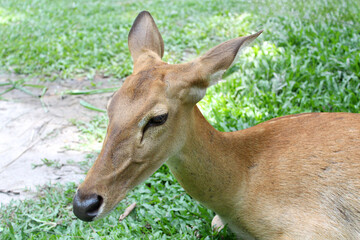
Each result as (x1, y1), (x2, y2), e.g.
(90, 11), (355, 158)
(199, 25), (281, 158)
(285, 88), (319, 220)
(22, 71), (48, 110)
(73, 190), (103, 222)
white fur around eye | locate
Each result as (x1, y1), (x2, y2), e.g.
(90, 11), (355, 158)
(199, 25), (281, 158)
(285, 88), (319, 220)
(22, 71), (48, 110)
(138, 116), (149, 128)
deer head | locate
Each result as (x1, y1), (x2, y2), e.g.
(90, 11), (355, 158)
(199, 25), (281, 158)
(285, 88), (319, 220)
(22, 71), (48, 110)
(73, 11), (262, 221)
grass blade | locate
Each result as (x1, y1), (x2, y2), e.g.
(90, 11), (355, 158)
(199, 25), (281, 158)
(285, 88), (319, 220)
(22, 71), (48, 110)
(15, 85), (37, 97)
(0, 87), (15, 96)
(0, 82), (12, 87)
(23, 83), (47, 89)
(62, 87), (119, 95)
(80, 100), (107, 113)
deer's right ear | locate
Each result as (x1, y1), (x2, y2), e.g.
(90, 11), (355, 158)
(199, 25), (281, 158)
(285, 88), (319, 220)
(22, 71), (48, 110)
(128, 11), (164, 64)
(182, 30), (263, 104)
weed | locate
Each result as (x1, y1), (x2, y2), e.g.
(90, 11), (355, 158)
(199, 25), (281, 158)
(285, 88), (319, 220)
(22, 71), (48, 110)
(32, 158), (63, 169)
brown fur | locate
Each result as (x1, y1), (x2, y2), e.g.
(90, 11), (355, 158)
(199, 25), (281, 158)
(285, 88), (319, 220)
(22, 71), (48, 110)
(74, 11), (360, 239)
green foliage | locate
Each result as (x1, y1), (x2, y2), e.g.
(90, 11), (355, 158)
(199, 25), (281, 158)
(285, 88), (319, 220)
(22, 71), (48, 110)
(199, 0), (360, 131)
(32, 158), (63, 169)
(70, 114), (108, 150)
(0, 167), (232, 239)
(0, 0), (359, 239)
(0, 0), (258, 79)
(2, 0), (356, 81)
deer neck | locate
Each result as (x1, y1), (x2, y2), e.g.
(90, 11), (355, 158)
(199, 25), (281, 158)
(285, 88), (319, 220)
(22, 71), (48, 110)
(166, 106), (248, 215)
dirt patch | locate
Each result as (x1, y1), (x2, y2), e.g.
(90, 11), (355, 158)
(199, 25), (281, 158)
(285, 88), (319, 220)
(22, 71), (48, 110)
(0, 74), (121, 204)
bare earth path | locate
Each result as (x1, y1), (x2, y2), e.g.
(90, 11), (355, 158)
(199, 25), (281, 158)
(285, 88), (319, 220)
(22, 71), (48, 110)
(0, 74), (119, 204)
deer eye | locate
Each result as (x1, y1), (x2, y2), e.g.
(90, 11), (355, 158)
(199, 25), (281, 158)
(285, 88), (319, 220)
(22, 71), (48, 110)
(149, 114), (168, 125)
(143, 113), (168, 134)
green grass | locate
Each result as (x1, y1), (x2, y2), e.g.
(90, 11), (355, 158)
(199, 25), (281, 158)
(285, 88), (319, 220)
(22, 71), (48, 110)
(2, 0), (357, 81)
(1, 0), (360, 239)
(199, 0), (360, 131)
(1, 167), (232, 239)
(0, 0), (260, 79)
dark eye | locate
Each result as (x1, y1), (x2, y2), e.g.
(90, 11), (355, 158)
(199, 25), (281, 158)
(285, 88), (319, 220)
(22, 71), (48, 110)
(149, 114), (168, 125)
(143, 113), (168, 134)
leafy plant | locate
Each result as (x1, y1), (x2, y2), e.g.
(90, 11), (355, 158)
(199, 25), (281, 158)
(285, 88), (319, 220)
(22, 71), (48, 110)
(32, 158), (63, 169)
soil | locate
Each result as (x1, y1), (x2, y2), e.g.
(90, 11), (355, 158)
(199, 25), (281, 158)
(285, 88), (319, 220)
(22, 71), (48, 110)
(0, 73), (121, 204)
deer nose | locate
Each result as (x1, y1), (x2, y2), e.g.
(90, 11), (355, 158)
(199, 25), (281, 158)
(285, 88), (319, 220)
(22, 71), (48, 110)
(73, 190), (103, 222)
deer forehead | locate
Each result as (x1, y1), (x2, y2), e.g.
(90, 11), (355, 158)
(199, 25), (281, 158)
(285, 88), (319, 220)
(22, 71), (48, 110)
(109, 64), (193, 109)
(123, 68), (166, 98)
(107, 72), (170, 123)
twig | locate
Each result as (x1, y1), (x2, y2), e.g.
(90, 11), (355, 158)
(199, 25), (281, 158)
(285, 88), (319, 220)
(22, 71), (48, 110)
(0, 138), (40, 174)
(89, 223), (97, 234)
(0, 120), (52, 174)
(119, 203), (137, 222)
(171, 192), (186, 200)
(0, 190), (20, 196)
(0, 109), (33, 131)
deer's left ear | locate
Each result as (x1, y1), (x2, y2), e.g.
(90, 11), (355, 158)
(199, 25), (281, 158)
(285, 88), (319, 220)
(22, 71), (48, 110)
(128, 11), (164, 64)
(184, 30), (263, 103)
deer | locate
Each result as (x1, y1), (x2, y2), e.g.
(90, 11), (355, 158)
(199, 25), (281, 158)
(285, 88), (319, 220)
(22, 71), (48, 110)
(73, 11), (360, 239)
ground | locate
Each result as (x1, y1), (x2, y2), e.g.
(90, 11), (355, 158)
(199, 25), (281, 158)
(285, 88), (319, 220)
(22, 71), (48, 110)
(0, 74), (119, 204)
